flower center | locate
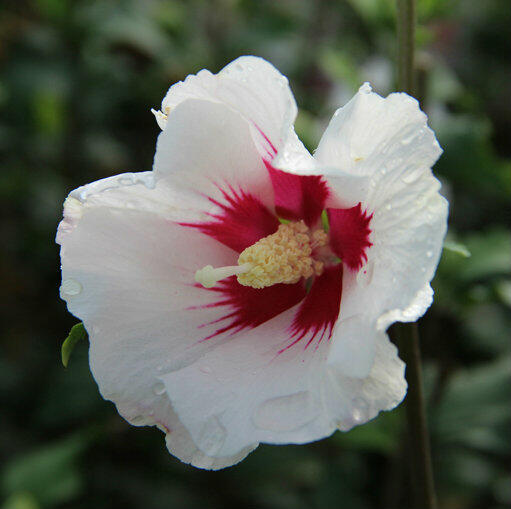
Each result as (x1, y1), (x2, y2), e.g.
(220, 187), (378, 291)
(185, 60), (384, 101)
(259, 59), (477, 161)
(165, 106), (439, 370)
(195, 220), (328, 289)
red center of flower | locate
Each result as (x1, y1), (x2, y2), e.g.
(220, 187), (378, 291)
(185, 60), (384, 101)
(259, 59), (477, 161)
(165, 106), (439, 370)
(181, 158), (372, 351)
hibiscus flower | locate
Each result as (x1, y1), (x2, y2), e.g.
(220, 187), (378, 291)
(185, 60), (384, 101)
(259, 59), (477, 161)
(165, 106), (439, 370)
(57, 56), (448, 469)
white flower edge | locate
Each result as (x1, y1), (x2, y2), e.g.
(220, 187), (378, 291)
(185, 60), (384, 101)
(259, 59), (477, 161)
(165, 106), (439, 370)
(152, 55), (299, 159)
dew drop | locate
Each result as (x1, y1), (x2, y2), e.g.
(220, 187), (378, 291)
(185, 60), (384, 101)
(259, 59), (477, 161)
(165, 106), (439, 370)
(426, 250), (433, 258)
(60, 278), (82, 297)
(197, 416), (227, 456)
(253, 391), (319, 432)
(356, 261), (374, 287)
(351, 397), (369, 423)
(152, 381), (166, 395)
(200, 366), (212, 374)
(142, 174), (156, 189)
(401, 167), (423, 184)
(352, 409), (362, 422)
(118, 176), (133, 186)
(385, 203), (392, 211)
(400, 133), (416, 145)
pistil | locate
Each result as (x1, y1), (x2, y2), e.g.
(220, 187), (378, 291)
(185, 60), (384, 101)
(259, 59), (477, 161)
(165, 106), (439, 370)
(195, 263), (252, 288)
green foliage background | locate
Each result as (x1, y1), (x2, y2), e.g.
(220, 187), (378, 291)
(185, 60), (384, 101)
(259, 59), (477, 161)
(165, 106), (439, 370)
(1, 1), (510, 508)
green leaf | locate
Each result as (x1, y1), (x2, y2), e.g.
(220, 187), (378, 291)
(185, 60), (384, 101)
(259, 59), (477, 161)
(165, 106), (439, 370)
(443, 240), (471, 258)
(2, 435), (87, 506)
(2, 492), (39, 509)
(61, 323), (87, 368)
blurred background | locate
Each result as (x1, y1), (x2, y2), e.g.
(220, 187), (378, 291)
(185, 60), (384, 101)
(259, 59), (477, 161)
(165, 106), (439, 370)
(1, 0), (510, 508)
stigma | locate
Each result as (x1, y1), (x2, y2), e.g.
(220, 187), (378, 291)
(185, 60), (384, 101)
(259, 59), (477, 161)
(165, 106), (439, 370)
(195, 220), (328, 289)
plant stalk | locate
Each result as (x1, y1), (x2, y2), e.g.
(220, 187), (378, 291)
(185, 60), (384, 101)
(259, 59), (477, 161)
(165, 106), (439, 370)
(397, 0), (416, 94)
(396, 1), (438, 508)
(397, 324), (437, 509)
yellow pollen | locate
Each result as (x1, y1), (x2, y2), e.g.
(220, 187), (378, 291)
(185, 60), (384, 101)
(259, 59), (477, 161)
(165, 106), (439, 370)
(194, 221), (328, 289)
(236, 221), (327, 289)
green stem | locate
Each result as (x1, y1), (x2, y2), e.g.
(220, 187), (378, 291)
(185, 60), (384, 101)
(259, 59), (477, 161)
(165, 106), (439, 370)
(397, 324), (437, 509)
(396, 2), (437, 509)
(397, 0), (416, 94)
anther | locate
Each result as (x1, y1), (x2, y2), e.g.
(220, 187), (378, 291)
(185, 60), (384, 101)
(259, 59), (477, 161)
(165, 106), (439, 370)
(195, 221), (327, 290)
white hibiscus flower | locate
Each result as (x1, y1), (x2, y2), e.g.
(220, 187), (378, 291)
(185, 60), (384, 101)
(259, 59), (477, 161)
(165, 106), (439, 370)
(57, 56), (448, 469)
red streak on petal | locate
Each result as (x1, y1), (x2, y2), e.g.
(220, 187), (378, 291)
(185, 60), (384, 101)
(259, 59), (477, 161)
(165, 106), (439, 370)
(254, 125), (278, 158)
(180, 185), (279, 253)
(327, 204), (373, 271)
(265, 161), (329, 226)
(280, 265), (343, 353)
(199, 277), (306, 340)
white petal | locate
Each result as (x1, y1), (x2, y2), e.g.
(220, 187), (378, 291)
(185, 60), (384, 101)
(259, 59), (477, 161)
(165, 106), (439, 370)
(271, 128), (318, 174)
(322, 332), (407, 431)
(162, 308), (406, 464)
(377, 283), (434, 330)
(155, 56), (297, 154)
(57, 175), (255, 466)
(314, 84), (448, 327)
(57, 171), (184, 243)
(162, 308), (337, 461)
(153, 98), (275, 213)
(315, 82), (442, 178)
(337, 170), (447, 328)
(164, 408), (257, 470)
(327, 315), (377, 378)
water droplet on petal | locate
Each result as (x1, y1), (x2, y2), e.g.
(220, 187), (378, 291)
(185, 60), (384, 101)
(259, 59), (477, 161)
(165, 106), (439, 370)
(426, 250), (433, 258)
(118, 176), (133, 186)
(142, 174), (156, 189)
(60, 278), (82, 297)
(385, 203), (392, 211)
(197, 416), (226, 456)
(253, 391), (319, 432)
(153, 381), (166, 395)
(401, 167), (423, 184)
(401, 133), (416, 145)
(200, 366), (212, 374)
(356, 261), (374, 287)
(351, 397), (369, 423)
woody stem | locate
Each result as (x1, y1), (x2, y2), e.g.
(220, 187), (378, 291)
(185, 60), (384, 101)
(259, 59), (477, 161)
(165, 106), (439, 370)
(396, 1), (438, 508)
